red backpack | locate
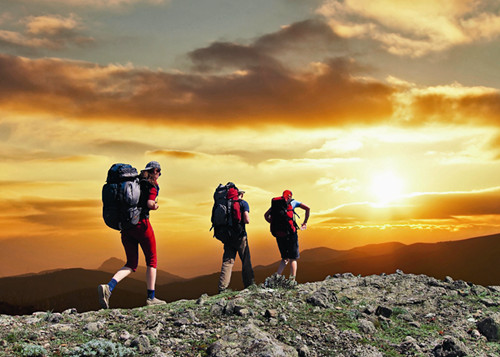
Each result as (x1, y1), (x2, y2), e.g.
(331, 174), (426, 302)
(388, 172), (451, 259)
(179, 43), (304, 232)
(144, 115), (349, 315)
(270, 196), (297, 238)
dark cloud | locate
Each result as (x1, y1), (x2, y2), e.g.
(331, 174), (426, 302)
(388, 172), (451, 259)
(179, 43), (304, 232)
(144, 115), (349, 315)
(0, 50), (394, 127)
(253, 19), (344, 53)
(0, 18), (393, 127)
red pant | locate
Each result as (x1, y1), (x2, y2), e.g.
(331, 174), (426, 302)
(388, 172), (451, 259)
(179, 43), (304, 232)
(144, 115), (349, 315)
(121, 218), (157, 271)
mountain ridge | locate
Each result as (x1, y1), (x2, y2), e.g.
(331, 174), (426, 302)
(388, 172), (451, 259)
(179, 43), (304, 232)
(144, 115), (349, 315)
(0, 233), (499, 315)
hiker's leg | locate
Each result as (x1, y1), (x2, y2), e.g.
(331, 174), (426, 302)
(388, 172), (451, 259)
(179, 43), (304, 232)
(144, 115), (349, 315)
(238, 237), (255, 288)
(276, 237), (289, 275)
(112, 267), (134, 283)
(139, 220), (158, 289)
(277, 259), (289, 275)
(121, 229), (140, 274)
(146, 266), (157, 291)
(289, 232), (299, 278)
(219, 244), (237, 292)
(290, 259), (297, 277)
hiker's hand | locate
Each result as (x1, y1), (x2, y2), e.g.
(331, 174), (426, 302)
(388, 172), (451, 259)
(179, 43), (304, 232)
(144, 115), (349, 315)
(301, 223), (307, 230)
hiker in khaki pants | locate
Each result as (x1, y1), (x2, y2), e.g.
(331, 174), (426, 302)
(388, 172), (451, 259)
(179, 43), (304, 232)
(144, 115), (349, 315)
(218, 188), (255, 293)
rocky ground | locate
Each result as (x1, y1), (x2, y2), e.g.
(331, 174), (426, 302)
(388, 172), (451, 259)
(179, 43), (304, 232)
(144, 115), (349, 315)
(1, 271), (499, 356)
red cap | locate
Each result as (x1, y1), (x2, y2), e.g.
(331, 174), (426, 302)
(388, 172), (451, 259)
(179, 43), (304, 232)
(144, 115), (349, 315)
(283, 190), (293, 200)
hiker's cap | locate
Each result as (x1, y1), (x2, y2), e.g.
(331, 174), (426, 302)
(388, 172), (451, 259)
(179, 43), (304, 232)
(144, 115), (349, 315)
(283, 190), (293, 200)
(238, 190), (245, 194)
(145, 161), (161, 171)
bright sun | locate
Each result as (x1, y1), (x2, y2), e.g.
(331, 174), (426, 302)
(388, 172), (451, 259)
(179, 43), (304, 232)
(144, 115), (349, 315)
(370, 171), (405, 203)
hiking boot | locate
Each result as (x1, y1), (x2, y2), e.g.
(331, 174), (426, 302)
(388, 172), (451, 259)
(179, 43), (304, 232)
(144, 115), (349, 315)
(97, 284), (111, 309)
(146, 297), (166, 306)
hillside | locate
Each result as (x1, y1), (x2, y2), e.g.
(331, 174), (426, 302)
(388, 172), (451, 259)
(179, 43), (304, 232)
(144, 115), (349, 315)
(0, 272), (499, 356)
(0, 233), (499, 315)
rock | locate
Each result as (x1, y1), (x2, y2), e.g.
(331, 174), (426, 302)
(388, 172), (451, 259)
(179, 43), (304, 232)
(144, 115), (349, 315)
(477, 317), (499, 342)
(131, 334), (151, 353)
(399, 336), (421, 354)
(197, 293), (208, 305)
(45, 312), (63, 323)
(119, 330), (132, 341)
(358, 319), (376, 334)
(208, 323), (298, 357)
(487, 285), (500, 293)
(265, 309), (278, 319)
(84, 322), (103, 332)
(174, 318), (190, 327)
(480, 298), (499, 307)
(432, 336), (467, 357)
(375, 306), (392, 318)
(306, 287), (338, 308)
(234, 306), (250, 317)
(297, 344), (310, 357)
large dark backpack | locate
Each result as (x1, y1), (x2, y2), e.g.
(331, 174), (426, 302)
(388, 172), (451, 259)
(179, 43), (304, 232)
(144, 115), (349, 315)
(210, 182), (242, 243)
(102, 163), (142, 231)
(270, 196), (297, 238)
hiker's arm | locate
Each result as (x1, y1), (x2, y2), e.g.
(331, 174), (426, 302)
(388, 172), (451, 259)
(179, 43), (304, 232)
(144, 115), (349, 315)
(299, 203), (310, 229)
(147, 200), (159, 210)
(243, 211), (250, 224)
(264, 208), (271, 223)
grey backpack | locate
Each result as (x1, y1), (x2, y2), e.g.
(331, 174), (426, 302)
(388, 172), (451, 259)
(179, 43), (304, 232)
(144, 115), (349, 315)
(102, 163), (142, 231)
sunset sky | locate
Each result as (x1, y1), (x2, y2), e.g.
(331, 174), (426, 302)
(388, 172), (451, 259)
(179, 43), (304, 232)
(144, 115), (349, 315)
(1, 0), (500, 278)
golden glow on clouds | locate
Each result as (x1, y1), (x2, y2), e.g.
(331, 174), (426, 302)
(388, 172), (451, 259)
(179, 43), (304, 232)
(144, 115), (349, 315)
(318, 0), (500, 57)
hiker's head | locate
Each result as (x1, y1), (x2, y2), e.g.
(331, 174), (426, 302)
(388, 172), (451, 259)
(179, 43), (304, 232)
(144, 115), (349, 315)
(141, 161), (161, 183)
(227, 187), (239, 200)
(146, 161), (161, 176)
(283, 190), (293, 202)
(238, 190), (245, 199)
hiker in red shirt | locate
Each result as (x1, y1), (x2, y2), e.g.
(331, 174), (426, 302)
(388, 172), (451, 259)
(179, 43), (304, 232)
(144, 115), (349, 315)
(265, 190), (310, 281)
(98, 161), (166, 308)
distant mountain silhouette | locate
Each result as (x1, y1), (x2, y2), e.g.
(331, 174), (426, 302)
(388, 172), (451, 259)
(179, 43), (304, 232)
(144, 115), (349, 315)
(0, 233), (498, 315)
(97, 257), (186, 285)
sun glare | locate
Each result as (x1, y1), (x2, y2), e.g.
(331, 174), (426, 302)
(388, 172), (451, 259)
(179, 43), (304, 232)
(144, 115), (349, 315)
(370, 171), (405, 203)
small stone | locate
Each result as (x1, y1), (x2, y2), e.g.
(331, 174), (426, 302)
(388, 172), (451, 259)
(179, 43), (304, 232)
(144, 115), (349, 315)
(174, 318), (190, 327)
(131, 335), (151, 353)
(119, 330), (132, 341)
(265, 309), (278, 319)
(234, 306), (250, 317)
(375, 306), (392, 318)
(196, 294), (208, 305)
(358, 319), (376, 334)
(298, 344), (310, 357)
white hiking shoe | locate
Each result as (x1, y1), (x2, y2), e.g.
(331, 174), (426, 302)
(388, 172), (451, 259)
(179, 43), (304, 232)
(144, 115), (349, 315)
(146, 297), (166, 306)
(97, 284), (111, 309)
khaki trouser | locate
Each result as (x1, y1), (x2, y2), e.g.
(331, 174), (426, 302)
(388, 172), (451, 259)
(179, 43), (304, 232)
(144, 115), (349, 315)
(218, 236), (254, 291)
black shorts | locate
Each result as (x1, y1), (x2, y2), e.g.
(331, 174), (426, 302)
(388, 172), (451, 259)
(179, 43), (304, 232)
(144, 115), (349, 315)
(276, 231), (299, 260)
